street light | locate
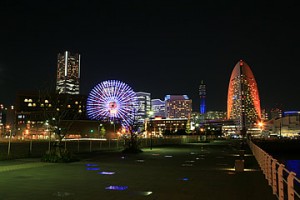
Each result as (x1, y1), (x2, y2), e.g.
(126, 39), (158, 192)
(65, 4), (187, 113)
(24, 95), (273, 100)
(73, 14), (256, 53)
(7, 125), (12, 156)
(110, 121), (115, 135)
(98, 123), (103, 138)
(258, 121), (264, 134)
(147, 111), (154, 150)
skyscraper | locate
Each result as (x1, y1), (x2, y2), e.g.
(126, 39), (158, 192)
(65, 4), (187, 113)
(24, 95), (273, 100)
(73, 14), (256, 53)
(56, 51), (81, 95)
(199, 80), (206, 114)
(227, 60), (261, 133)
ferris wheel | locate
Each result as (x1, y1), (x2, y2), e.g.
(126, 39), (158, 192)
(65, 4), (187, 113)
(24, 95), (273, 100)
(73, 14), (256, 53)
(86, 80), (137, 127)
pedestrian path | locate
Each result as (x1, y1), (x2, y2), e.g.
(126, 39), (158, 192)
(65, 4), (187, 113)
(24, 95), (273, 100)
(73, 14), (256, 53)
(0, 161), (53, 172)
(0, 139), (278, 200)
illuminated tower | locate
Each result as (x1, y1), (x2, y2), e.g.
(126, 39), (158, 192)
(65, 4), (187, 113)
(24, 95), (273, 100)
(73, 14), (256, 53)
(199, 80), (206, 114)
(227, 60), (261, 134)
(56, 51), (81, 94)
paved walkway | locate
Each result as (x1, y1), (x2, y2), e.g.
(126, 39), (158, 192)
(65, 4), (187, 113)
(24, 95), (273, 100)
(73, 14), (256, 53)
(0, 139), (277, 200)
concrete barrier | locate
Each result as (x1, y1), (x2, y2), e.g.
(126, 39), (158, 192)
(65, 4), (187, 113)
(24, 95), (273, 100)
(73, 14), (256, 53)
(235, 159), (244, 172)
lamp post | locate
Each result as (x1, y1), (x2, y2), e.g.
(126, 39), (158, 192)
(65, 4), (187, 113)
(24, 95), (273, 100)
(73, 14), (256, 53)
(7, 125), (12, 156)
(279, 118), (282, 138)
(110, 121), (115, 135)
(45, 121), (51, 152)
(147, 111), (154, 150)
(258, 121), (264, 135)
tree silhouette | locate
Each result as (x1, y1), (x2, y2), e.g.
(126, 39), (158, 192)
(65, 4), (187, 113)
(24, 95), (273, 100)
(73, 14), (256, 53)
(122, 107), (144, 153)
(39, 86), (85, 162)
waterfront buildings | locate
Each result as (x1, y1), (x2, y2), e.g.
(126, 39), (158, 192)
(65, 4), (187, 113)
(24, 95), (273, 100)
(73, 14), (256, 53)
(0, 105), (15, 137)
(135, 92), (151, 122)
(56, 51), (81, 95)
(147, 117), (188, 136)
(270, 107), (283, 119)
(165, 95), (192, 119)
(227, 60), (261, 133)
(15, 91), (87, 139)
(265, 111), (300, 138)
(151, 99), (165, 118)
(206, 111), (227, 121)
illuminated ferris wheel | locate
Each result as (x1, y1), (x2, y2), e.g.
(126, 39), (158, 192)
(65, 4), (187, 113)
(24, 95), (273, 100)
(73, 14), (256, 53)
(86, 80), (137, 127)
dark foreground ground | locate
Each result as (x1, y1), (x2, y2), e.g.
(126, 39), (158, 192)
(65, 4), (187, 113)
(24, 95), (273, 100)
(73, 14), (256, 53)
(0, 139), (277, 200)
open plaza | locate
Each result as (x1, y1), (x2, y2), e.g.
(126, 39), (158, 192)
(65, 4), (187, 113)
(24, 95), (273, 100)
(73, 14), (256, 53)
(0, 139), (277, 200)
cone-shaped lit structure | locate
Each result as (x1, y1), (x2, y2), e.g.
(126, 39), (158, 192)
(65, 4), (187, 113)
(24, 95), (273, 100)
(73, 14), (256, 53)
(227, 60), (261, 132)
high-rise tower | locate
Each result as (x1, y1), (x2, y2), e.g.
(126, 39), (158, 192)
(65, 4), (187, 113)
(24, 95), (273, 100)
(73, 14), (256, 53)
(227, 60), (261, 133)
(199, 80), (206, 114)
(56, 51), (81, 94)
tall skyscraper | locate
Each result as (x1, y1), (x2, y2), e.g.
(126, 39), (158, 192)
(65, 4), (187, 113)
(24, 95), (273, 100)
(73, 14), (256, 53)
(199, 80), (206, 114)
(56, 51), (81, 95)
(227, 60), (261, 133)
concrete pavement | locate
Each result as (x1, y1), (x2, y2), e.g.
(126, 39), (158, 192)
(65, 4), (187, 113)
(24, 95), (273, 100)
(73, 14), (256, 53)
(0, 139), (277, 200)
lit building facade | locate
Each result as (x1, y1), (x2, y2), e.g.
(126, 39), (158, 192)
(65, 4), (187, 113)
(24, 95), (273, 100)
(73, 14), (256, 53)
(227, 60), (261, 131)
(151, 99), (165, 118)
(15, 91), (87, 139)
(148, 118), (188, 135)
(165, 95), (192, 119)
(135, 92), (151, 121)
(56, 51), (81, 94)
(0, 104), (15, 137)
(270, 107), (283, 119)
(206, 111), (227, 120)
(266, 111), (300, 138)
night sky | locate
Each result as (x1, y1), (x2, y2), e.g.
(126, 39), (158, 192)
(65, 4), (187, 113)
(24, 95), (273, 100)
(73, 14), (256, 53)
(0, 0), (299, 112)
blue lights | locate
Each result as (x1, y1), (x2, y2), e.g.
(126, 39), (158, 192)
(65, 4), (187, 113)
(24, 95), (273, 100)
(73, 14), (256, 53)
(98, 171), (115, 175)
(105, 186), (128, 190)
(200, 98), (206, 114)
(86, 167), (100, 171)
(85, 163), (100, 170)
(85, 164), (98, 167)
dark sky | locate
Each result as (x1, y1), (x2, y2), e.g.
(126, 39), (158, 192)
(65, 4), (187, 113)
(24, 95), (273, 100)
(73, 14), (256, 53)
(0, 0), (299, 112)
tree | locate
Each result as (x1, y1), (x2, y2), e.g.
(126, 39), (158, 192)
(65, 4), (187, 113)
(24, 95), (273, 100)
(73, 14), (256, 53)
(186, 117), (191, 134)
(40, 91), (85, 162)
(100, 126), (106, 138)
(122, 108), (143, 153)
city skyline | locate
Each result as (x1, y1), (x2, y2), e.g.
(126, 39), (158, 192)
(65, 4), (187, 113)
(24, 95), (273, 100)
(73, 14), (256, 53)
(1, 1), (299, 112)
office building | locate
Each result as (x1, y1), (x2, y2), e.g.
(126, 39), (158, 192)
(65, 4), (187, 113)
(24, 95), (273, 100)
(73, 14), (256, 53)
(165, 95), (192, 119)
(135, 92), (151, 121)
(56, 51), (81, 94)
(151, 99), (165, 118)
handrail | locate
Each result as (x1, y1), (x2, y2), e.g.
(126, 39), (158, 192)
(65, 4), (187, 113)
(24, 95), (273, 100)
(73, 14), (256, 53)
(248, 139), (300, 200)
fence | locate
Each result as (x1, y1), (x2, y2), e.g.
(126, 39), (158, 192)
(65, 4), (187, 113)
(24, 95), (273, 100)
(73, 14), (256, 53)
(248, 139), (300, 200)
(0, 135), (201, 160)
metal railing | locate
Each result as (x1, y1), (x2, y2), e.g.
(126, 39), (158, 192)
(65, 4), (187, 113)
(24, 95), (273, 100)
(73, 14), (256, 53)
(248, 139), (300, 200)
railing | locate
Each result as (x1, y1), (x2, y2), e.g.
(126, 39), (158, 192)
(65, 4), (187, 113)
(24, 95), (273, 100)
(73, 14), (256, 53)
(0, 135), (201, 160)
(248, 139), (300, 200)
